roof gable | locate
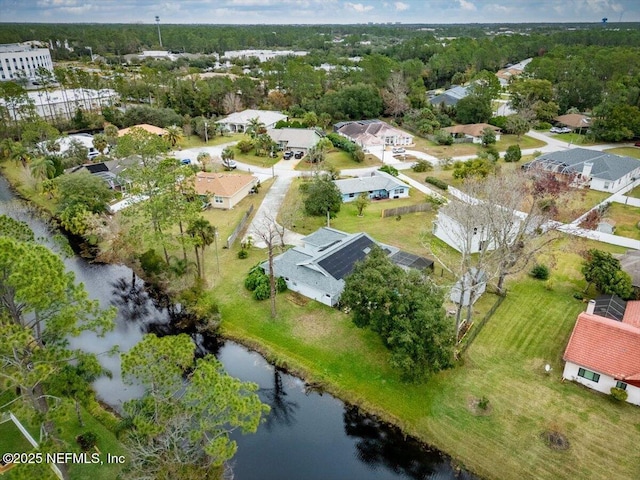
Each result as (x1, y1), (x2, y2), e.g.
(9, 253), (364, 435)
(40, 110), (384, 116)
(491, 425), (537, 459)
(194, 172), (256, 197)
(564, 312), (640, 382)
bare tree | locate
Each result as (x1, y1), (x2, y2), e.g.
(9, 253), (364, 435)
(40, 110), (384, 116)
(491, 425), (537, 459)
(381, 72), (410, 118)
(252, 214), (281, 318)
(222, 92), (243, 114)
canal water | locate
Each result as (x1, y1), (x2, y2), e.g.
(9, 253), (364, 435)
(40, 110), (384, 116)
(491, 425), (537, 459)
(0, 175), (476, 480)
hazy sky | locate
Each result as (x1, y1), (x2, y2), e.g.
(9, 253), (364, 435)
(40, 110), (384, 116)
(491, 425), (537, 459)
(1, 0), (638, 24)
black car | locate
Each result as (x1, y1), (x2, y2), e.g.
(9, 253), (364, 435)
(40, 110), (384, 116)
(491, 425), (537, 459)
(294, 151), (304, 159)
(283, 151), (293, 160)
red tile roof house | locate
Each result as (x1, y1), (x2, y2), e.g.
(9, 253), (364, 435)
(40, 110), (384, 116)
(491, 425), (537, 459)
(562, 295), (640, 406)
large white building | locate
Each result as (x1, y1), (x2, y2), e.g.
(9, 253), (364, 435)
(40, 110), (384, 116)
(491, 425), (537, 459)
(0, 88), (118, 121)
(0, 42), (53, 82)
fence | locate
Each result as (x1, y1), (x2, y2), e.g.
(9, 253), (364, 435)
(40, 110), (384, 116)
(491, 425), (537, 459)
(226, 204), (254, 249)
(458, 294), (506, 355)
(381, 203), (432, 218)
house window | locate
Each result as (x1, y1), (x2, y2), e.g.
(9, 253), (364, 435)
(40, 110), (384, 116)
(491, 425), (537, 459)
(616, 381), (627, 390)
(214, 196), (223, 204)
(578, 368), (600, 383)
(603, 182), (610, 189)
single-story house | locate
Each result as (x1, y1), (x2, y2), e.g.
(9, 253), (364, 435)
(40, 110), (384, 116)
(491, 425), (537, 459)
(554, 113), (591, 131)
(266, 128), (323, 153)
(216, 109), (287, 133)
(562, 295), (640, 406)
(334, 170), (410, 202)
(334, 120), (413, 148)
(443, 123), (501, 144)
(495, 58), (532, 86)
(428, 85), (470, 107)
(118, 124), (168, 137)
(66, 156), (139, 191)
(39, 133), (106, 159)
(522, 148), (640, 193)
(194, 172), (258, 209)
(264, 227), (433, 307)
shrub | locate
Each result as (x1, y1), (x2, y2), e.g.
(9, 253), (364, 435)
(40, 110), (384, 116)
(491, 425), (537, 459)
(76, 431), (98, 451)
(138, 249), (166, 276)
(484, 145), (500, 161)
(298, 182), (310, 193)
(411, 160), (433, 173)
(327, 132), (357, 153)
(425, 176), (448, 190)
(535, 121), (552, 131)
(434, 129), (453, 145)
(253, 280), (270, 300)
(478, 396), (490, 410)
(530, 264), (550, 280)
(244, 267), (267, 291)
(378, 165), (399, 177)
(276, 277), (288, 293)
(489, 116), (508, 130)
(236, 139), (253, 153)
(504, 144), (522, 163)
(610, 387), (628, 402)
(237, 249), (249, 259)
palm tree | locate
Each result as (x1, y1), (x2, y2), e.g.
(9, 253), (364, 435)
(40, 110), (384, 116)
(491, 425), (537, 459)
(165, 125), (184, 148)
(187, 218), (216, 280)
(1, 139), (30, 167)
(92, 133), (108, 156)
(246, 117), (265, 139)
(197, 151), (211, 172)
(30, 155), (55, 181)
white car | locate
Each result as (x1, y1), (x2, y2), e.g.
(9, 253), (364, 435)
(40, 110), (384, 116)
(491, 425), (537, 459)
(222, 158), (237, 170)
(392, 147), (406, 154)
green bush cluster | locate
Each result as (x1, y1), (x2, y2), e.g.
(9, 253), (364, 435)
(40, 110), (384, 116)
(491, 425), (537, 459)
(530, 264), (550, 280)
(504, 144), (522, 163)
(327, 133), (358, 153)
(610, 387), (628, 402)
(411, 160), (433, 173)
(425, 177), (448, 190)
(378, 165), (399, 177)
(76, 431), (98, 451)
(244, 266), (287, 301)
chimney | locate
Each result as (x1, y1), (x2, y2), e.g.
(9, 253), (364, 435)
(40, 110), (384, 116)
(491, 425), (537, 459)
(586, 299), (596, 315)
(582, 161), (593, 179)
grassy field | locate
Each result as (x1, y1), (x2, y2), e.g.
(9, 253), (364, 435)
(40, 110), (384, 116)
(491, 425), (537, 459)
(626, 185), (640, 199)
(605, 203), (640, 240)
(294, 149), (381, 171)
(210, 210), (640, 480)
(605, 146), (640, 159)
(412, 134), (546, 159)
(179, 133), (243, 149)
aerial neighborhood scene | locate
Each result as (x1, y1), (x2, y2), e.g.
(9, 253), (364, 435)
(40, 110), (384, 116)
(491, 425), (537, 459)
(2, 1), (640, 479)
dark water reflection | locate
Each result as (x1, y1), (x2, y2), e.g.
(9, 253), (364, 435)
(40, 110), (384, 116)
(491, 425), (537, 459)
(0, 175), (477, 480)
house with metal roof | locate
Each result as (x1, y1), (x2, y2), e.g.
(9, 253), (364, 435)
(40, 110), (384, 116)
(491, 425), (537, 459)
(334, 170), (410, 203)
(428, 85), (471, 107)
(266, 128), (323, 153)
(563, 296), (640, 406)
(334, 120), (413, 148)
(522, 148), (640, 193)
(217, 109), (287, 133)
(264, 227), (433, 306)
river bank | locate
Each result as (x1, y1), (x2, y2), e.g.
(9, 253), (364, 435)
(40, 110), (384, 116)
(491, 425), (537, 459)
(0, 170), (476, 480)
(4, 162), (640, 480)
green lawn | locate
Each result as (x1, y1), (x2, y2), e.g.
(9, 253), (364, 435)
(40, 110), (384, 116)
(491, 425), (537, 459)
(231, 148), (280, 168)
(179, 133), (243, 149)
(604, 146), (640, 159)
(294, 149), (381, 172)
(606, 203), (640, 240)
(412, 134), (546, 159)
(626, 185), (640, 199)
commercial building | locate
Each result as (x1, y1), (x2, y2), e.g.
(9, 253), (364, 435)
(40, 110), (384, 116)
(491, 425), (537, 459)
(0, 42), (53, 82)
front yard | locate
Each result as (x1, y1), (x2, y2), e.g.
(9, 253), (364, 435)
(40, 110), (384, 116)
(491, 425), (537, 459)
(605, 203), (640, 240)
(412, 134), (546, 159)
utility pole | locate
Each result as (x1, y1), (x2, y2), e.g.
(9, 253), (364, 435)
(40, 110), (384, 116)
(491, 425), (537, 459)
(155, 16), (163, 48)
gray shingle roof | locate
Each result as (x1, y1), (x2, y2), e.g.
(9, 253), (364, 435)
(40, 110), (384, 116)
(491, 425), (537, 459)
(334, 171), (410, 196)
(266, 128), (322, 150)
(531, 148), (640, 181)
(429, 85), (470, 106)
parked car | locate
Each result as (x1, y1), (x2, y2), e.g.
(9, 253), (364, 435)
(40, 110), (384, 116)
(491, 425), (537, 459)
(634, 141), (640, 148)
(560, 127), (572, 133)
(180, 158), (192, 165)
(283, 151), (293, 160)
(550, 126), (563, 133)
(222, 158), (237, 170)
(392, 147), (405, 154)
(294, 151), (304, 159)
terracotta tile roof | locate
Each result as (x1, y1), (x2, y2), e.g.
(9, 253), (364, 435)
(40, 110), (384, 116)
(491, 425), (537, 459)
(564, 312), (640, 383)
(623, 301), (640, 328)
(118, 124), (168, 136)
(194, 172), (256, 197)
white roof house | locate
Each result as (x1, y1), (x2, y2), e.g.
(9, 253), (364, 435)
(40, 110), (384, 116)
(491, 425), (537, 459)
(334, 120), (413, 148)
(266, 128), (323, 152)
(334, 171), (411, 203)
(216, 109), (288, 133)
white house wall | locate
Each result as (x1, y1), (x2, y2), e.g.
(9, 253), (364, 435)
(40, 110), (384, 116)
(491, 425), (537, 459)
(284, 280), (335, 307)
(562, 361), (640, 406)
(433, 213), (494, 254)
(590, 167), (640, 193)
